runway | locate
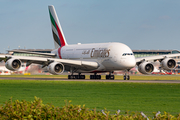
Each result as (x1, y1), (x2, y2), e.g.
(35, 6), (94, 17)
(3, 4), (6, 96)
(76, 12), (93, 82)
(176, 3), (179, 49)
(0, 77), (180, 83)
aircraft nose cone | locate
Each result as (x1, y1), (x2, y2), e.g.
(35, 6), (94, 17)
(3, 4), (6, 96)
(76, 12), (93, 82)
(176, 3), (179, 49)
(125, 57), (136, 69)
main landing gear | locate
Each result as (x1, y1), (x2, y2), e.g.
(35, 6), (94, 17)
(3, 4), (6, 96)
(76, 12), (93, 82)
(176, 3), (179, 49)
(123, 70), (130, 80)
(68, 73), (85, 79)
(89, 72), (114, 80)
(67, 70), (115, 80)
(90, 73), (101, 79)
(105, 72), (114, 80)
(67, 71), (130, 80)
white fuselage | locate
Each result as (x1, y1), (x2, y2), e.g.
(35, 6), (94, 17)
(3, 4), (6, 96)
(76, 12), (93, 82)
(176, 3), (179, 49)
(51, 42), (136, 73)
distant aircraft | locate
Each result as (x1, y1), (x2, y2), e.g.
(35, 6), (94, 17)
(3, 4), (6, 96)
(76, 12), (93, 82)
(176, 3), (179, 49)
(0, 5), (179, 80)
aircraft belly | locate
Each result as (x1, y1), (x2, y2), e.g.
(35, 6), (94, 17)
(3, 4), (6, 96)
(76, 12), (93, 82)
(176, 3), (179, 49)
(63, 58), (106, 73)
(102, 59), (116, 69)
(102, 58), (127, 70)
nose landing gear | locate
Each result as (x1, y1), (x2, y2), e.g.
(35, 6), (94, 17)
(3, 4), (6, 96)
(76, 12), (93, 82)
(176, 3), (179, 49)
(123, 70), (130, 80)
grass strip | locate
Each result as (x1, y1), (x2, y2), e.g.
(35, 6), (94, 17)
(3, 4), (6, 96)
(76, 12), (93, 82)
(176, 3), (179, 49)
(0, 80), (179, 115)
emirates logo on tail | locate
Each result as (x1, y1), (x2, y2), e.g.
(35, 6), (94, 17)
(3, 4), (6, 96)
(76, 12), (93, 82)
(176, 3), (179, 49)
(48, 5), (67, 48)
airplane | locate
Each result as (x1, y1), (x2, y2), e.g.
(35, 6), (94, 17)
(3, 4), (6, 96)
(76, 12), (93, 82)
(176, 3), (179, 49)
(0, 5), (179, 80)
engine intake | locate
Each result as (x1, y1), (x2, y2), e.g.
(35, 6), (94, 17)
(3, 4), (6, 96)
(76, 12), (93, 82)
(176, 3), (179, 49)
(47, 62), (64, 75)
(161, 58), (176, 70)
(138, 61), (154, 74)
(5, 58), (21, 71)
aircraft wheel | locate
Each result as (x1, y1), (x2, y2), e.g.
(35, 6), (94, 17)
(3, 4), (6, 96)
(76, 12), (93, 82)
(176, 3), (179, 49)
(111, 75), (114, 80)
(90, 75), (93, 79)
(106, 75), (109, 79)
(99, 75), (101, 79)
(83, 75), (85, 79)
(96, 75), (101, 79)
(123, 75), (126, 80)
(71, 75), (75, 79)
(80, 75), (85, 79)
(127, 75), (130, 80)
(74, 75), (77, 79)
(106, 75), (114, 80)
(68, 75), (71, 79)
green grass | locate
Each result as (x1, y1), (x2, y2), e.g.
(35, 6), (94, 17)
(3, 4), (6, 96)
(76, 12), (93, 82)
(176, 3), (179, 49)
(0, 80), (180, 115)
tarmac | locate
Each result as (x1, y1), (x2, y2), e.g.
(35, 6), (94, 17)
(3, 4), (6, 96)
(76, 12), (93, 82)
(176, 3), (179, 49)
(0, 77), (180, 83)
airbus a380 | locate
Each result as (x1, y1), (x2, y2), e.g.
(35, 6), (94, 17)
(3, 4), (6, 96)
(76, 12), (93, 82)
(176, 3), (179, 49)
(1, 5), (179, 80)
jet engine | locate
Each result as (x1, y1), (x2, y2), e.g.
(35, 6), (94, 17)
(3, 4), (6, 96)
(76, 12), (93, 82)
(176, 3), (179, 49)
(138, 61), (154, 74)
(47, 62), (64, 75)
(5, 58), (21, 71)
(161, 58), (176, 70)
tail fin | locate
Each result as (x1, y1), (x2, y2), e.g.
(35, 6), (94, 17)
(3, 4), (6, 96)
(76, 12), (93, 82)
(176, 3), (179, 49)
(48, 5), (68, 49)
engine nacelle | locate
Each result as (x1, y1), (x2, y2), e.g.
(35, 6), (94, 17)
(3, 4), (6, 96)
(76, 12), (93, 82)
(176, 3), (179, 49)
(161, 58), (176, 70)
(47, 62), (64, 75)
(138, 62), (154, 74)
(5, 58), (21, 71)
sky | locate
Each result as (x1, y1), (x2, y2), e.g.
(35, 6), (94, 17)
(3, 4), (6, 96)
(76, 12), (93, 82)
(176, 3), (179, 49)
(0, 0), (180, 53)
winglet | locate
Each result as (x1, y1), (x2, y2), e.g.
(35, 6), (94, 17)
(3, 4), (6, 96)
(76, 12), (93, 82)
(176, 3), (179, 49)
(48, 5), (68, 48)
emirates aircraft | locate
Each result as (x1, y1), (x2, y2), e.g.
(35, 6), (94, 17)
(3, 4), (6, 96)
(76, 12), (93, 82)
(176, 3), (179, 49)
(1, 5), (179, 80)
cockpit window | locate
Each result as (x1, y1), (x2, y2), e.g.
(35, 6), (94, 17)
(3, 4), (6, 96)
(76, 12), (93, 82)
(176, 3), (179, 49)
(122, 53), (134, 56)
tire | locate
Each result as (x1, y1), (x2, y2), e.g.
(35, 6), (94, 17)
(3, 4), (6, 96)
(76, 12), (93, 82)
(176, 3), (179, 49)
(106, 75), (109, 79)
(123, 75), (126, 80)
(96, 75), (101, 80)
(70, 75), (74, 79)
(99, 75), (101, 80)
(111, 75), (114, 80)
(83, 75), (85, 79)
(90, 75), (93, 79)
(68, 75), (71, 79)
(80, 75), (85, 79)
(127, 75), (130, 80)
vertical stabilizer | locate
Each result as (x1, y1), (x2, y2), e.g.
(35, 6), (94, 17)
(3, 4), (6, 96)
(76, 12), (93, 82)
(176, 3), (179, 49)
(48, 5), (68, 48)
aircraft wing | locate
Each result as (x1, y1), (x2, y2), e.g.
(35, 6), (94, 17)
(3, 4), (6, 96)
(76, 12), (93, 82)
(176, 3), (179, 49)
(9, 50), (56, 57)
(0, 54), (99, 70)
(135, 53), (180, 63)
